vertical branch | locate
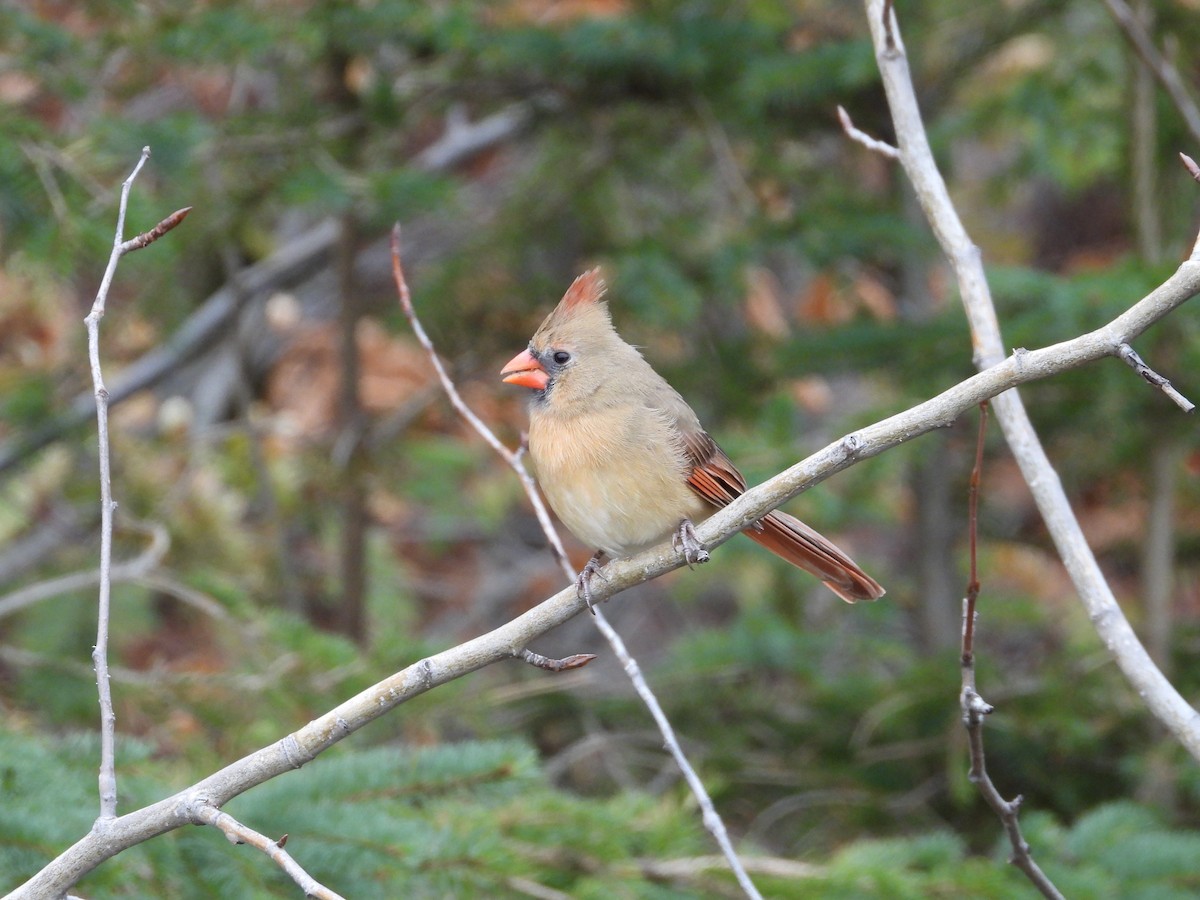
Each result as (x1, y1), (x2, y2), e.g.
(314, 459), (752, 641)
(84, 147), (150, 822)
(82, 149), (190, 823)
(335, 213), (368, 644)
(1142, 442), (1181, 671)
(959, 404), (1064, 900)
(961, 402), (987, 670)
(1129, 0), (1162, 263)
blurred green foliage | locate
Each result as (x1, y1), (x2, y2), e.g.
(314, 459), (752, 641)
(3, 0), (1200, 895)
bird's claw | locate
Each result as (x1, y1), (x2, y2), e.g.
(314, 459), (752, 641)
(575, 552), (607, 614)
(673, 519), (710, 568)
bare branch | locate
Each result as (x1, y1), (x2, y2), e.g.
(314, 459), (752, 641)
(961, 402), (987, 668)
(389, 228), (576, 581)
(836, 105), (899, 159)
(83, 145), (152, 823)
(0, 99), (541, 481)
(191, 803), (346, 900)
(1116, 342), (1195, 412)
(862, 0), (1200, 763)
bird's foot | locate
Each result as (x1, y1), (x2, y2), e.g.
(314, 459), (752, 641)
(575, 551), (607, 614)
(672, 519), (710, 568)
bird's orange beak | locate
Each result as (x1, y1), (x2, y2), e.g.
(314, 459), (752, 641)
(501, 348), (550, 390)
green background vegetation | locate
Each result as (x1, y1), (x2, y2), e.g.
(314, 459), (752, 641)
(2, 0), (1200, 895)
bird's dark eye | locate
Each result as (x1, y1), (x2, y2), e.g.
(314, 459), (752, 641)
(552, 350), (571, 365)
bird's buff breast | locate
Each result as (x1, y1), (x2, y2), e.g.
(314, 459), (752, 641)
(528, 405), (707, 558)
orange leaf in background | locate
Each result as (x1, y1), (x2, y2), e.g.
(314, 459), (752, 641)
(787, 376), (833, 416)
(852, 269), (898, 321)
(490, 0), (628, 25)
(796, 271), (842, 324)
(742, 265), (791, 339)
(266, 318), (433, 439)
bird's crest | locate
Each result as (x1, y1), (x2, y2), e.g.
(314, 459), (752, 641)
(535, 267), (610, 338)
(559, 267), (606, 313)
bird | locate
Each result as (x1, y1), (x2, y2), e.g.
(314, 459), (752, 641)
(501, 268), (884, 607)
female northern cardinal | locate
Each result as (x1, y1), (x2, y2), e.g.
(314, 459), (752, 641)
(501, 269), (884, 604)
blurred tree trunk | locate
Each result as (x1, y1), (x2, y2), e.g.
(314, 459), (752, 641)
(899, 188), (960, 653)
(335, 213), (369, 646)
(1129, 0), (1177, 812)
(1142, 441), (1179, 671)
(1128, 0), (1171, 672)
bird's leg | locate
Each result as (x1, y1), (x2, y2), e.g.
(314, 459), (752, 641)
(575, 550), (607, 614)
(672, 518), (710, 568)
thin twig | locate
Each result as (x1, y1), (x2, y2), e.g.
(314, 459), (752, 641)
(390, 228), (763, 900)
(586, 608), (764, 900)
(191, 803), (346, 900)
(1117, 342), (1195, 412)
(961, 401), (987, 668)
(388, 227), (572, 576)
(958, 406), (1061, 897)
(836, 105), (899, 159)
(83, 146), (151, 822)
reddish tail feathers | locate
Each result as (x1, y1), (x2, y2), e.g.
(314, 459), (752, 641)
(744, 511), (885, 603)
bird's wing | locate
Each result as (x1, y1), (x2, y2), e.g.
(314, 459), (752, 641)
(680, 429), (764, 531)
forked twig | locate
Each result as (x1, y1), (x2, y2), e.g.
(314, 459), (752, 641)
(390, 227), (764, 899)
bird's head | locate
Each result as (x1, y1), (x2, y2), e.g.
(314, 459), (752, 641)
(501, 268), (623, 404)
